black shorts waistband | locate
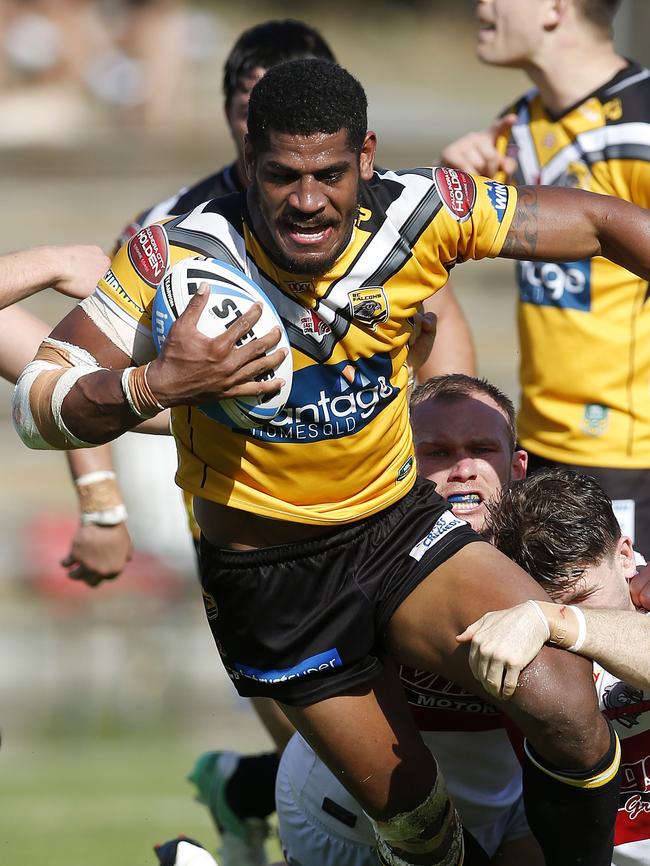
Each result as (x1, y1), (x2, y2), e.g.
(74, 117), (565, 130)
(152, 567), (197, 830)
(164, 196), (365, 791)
(200, 476), (442, 568)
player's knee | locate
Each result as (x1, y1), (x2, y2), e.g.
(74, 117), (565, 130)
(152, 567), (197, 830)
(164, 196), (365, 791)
(367, 766), (464, 866)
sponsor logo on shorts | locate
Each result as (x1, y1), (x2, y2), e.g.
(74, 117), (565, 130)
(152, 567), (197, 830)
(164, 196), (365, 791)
(434, 166), (476, 223)
(202, 589), (218, 621)
(484, 180), (509, 222)
(409, 511), (467, 562)
(232, 648), (343, 685)
(250, 354), (397, 443)
(518, 258), (591, 311)
(127, 224), (169, 287)
(348, 287), (389, 329)
(581, 403), (609, 437)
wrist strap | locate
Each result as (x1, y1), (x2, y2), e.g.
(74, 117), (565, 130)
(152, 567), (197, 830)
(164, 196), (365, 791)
(75, 470), (128, 526)
(566, 606), (587, 652)
(122, 364), (165, 419)
(526, 600), (551, 640)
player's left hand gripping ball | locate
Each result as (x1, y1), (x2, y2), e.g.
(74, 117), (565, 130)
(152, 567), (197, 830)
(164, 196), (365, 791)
(152, 257), (293, 428)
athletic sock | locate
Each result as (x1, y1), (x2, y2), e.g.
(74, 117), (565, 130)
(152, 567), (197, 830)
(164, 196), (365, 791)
(522, 724), (621, 865)
(225, 751), (279, 820)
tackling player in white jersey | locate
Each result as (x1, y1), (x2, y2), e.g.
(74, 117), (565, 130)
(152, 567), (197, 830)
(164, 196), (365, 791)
(460, 467), (650, 866)
(275, 373), (541, 866)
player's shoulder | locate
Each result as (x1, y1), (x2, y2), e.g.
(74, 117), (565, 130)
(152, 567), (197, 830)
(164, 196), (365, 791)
(359, 167), (440, 231)
(169, 163), (243, 215)
(138, 162), (242, 228)
(597, 61), (650, 125)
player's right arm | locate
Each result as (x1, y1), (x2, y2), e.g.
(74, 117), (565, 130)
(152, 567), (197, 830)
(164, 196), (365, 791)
(457, 601), (650, 699)
(13, 286), (284, 448)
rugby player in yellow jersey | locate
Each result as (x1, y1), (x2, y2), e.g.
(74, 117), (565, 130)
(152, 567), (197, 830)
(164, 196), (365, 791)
(440, 0), (650, 608)
(116, 23), (467, 866)
(16, 58), (650, 865)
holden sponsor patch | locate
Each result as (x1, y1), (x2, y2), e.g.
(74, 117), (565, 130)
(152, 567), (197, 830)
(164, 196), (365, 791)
(409, 511), (467, 561)
(348, 287), (389, 329)
(434, 166), (476, 222)
(127, 224), (169, 287)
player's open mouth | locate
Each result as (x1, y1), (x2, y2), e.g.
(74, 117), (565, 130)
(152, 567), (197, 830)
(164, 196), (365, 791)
(285, 223), (334, 246)
(447, 493), (482, 512)
(477, 20), (496, 35)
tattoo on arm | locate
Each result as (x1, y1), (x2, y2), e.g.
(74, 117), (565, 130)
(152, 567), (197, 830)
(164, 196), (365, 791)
(500, 187), (539, 259)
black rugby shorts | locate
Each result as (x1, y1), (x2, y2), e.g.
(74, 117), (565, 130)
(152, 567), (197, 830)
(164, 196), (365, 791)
(199, 476), (480, 705)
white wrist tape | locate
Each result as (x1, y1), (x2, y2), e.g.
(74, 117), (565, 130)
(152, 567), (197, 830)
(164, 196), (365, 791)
(75, 469), (128, 526)
(526, 600), (551, 641)
(80, 505), (128, 527)
(122, 367), (144, 419)
(566, 605), (587, 653)
(75, 470), (116, 486)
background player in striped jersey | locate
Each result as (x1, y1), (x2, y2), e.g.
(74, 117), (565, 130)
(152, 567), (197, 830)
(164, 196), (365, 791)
(440, 0), (650, 605)
(18, 57), (650, 865)
(460, 467), (650, 865)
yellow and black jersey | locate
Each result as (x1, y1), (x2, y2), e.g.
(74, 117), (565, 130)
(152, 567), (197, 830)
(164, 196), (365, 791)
(497, 61), (650, 468)
(96, 166), (516, 524)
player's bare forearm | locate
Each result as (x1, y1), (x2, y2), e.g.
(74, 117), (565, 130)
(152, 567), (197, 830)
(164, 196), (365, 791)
(0, 306), (50, 382)
(561, 607), (650, 690)
(61, 366), (143, 444)
(66, 442), (116, 479)
(500, 186), (650, 281)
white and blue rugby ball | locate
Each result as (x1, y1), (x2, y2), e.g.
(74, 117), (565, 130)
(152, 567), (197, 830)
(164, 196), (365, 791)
(152, 257), (293, 428)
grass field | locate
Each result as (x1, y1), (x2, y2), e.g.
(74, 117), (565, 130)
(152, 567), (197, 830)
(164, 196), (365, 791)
(0, 726), (283, 866)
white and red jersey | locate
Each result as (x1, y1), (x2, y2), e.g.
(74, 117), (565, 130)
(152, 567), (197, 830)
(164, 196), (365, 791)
(399, 666), (525, 843)
(594, 657), (650, 865)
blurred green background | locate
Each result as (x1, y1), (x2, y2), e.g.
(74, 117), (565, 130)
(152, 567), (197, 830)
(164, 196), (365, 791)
(1, 2), (648, 864)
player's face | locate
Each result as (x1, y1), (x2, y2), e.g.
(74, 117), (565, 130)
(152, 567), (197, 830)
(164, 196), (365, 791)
(550, 537), (637, 610)
(412, 393), (527, 533)
(245, 128), (376, 276)
(226, 67), (266, 174)
(475, 0), (552, 67)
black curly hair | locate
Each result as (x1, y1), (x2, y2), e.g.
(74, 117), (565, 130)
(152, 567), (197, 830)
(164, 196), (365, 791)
(247, 58), (368, 154)
(223, 20), (336, 111)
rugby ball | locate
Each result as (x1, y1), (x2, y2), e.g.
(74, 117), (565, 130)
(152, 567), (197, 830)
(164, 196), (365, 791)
(152, 257), (293, 428)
